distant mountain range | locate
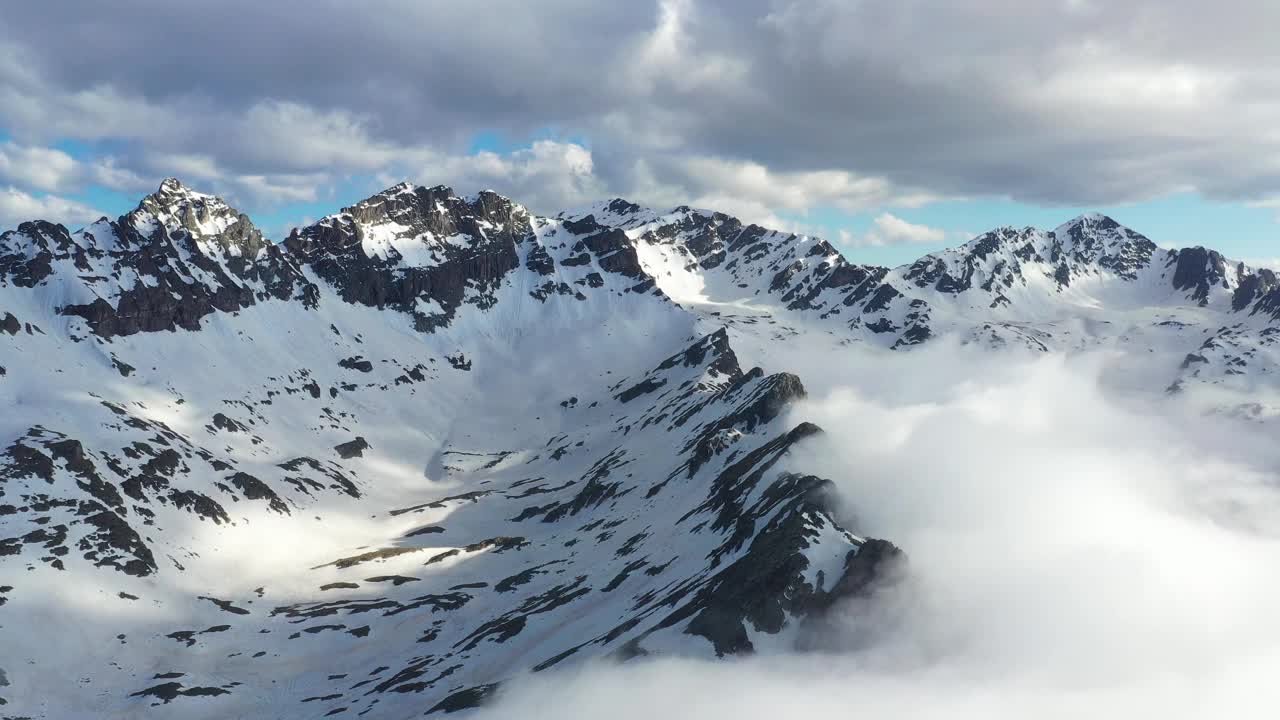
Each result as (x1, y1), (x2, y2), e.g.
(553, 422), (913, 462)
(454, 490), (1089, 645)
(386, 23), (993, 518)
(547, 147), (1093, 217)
(1, 178), (1275, 717)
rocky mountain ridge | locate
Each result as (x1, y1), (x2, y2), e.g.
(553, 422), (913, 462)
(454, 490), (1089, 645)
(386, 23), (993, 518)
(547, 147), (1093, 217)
(2, 179), (1278, 717)
(6, 178), (1278, 356)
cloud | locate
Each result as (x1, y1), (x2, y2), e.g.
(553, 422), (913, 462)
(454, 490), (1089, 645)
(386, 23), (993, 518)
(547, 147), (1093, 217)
(231, 101), (402, 173)
(86, 156), (151, 193)
(0, 142), (79, 192)
(0, 141), (154, 199)
(672, 157), (935, 215)
(0, 187), (103, 230)
(870, 213), (945, 244)
(836, 213), (949, 248)
(1241, 257), (1280, 272)
(627, 0), (750, 96)
(399, 140), (606, 214)
(469, 341), (1280, 720)
(5, 2), (1280, 219)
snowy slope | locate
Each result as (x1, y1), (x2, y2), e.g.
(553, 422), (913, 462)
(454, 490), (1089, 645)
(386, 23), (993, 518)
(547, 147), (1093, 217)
(2, 179), (1279, 717)
(560, 202), (1280, 402)
(0, 181), (896, 718)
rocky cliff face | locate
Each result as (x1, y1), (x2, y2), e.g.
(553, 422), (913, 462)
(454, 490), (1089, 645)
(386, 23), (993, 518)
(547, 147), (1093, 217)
(0, 179), (314, 338)
(283, 184), (526, 331)
(282, 184), (664, 332)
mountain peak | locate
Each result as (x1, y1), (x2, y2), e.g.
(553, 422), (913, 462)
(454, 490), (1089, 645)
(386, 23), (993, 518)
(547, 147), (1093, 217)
(144, 177), (220, 207)
(127, 178), (266, 257)
(136, 177), (219, 211)
(1055, 212), (1125, 234)
(353, 182), (459, 208)
(606, 198), (642, 215)
(1051, 212), (1151, 253)
(370, 180), (418, 199)
(156, 177), (188, 194)
(338, 183), (529, 229)
(1076, 211), (1111, 222)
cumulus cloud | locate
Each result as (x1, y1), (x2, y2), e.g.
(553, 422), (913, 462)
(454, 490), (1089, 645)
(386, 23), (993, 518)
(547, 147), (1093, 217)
(839, 213), (949, 248)
(86, 156), (151, 193)
(0, 187), (103, 230)
(470, 341), (1280, 720)
(7, 1), (1278, 214)
(870, 213), (945, 244)
(0, 140), (155, 199)
(676, 158), (934, 215)
(0, 142), (79, 192)
(397, 140), (606, 214)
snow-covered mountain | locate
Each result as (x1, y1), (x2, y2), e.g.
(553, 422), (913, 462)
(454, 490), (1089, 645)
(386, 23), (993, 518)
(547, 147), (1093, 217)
(1, 179), (1276, 717)
(565, 200), (1280, 398)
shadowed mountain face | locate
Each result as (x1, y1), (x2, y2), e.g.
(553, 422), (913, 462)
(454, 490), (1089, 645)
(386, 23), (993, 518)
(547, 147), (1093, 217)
(2, 179), (1278, 717)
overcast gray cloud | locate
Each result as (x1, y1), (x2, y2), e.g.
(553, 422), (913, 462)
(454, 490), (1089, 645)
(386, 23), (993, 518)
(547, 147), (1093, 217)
(2, 0), (1279, 216)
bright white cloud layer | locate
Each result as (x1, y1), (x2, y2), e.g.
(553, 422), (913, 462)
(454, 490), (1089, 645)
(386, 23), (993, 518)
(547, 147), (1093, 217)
(0, 142), (78, 192)
(839, 213), (950, 247)
(471, 342), (1280, 719)
(0, 186), (102, 229)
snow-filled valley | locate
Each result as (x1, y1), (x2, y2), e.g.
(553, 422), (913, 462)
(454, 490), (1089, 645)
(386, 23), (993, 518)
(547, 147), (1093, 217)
(3, 179), (1280, 718)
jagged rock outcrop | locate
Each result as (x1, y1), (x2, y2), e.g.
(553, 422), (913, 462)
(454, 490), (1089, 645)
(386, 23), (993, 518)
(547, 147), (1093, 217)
(0, 179), (315, 338)
(283, 184), (527, 331)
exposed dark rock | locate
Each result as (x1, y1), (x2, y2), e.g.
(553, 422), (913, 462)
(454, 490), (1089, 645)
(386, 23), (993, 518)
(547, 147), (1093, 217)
(862, 284), (903, 313)
(334, 437), (370, 459)
(1182, 353), (1209, 370)
(3, 439), (55, 482)
(427, 683), (499, 714)
(616, 377), (666, 403)
(362, 575), (419, 587)
(284, 185), (525, 332)
(130, 681), (230, 704)
(2, 180), (317, 339)
(580, 229), (643, 278)
(228, 472), (289, 514)
(111, 357), (136, 377)
(1171, 247), (1229, 305)
(320, 582), (360, 591)
(524, 244), (555, 275)
(339, 356), (374, 373)
(1233, 267), (1278, 311)
(199, 596), (251, 615)
(210, 413), (248, 433)
(320, 546), (426, 570)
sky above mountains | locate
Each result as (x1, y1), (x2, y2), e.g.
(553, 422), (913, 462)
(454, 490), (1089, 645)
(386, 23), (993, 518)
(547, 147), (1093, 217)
(1, 0), (1278, 266)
